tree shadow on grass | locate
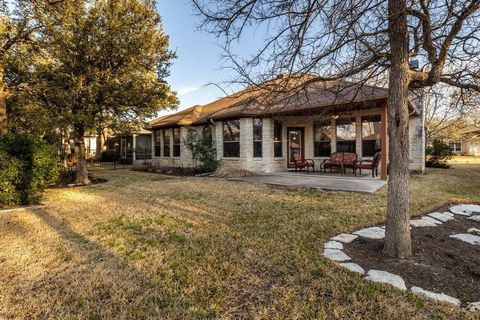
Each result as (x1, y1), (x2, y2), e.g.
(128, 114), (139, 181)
(2, 207), (196, 320)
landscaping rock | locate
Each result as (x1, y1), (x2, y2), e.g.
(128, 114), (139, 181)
(411, 286), (461, 306)
(364, 270), (407, 290)
(428, 212), (455, 222)
(353, 227), (385, 240)
(324, 241), (344, 250)
(339, 262), (364, 274)
(467, 302), (480, 312)
(330, 233), (358, 244)
(449, 233), (480, 245)
(467, 215), (480, 222)
(323, 249), (351, 262)
(421, 216), (443, 225)
(463, 204), (480, 213)
(410, 218), (438, 227)
(449, 205), (474, 216)
(468, 228), (480, 234)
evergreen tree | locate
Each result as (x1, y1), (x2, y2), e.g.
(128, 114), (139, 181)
(35, 0), (177, 184)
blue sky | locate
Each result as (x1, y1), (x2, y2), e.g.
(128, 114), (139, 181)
(156, 0), (238, 115)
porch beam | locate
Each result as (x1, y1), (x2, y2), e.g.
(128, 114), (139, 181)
(380, 102), (388, 180)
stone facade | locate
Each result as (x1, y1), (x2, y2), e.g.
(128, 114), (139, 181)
(151, 110), (425, 174)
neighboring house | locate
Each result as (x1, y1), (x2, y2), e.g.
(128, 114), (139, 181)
(147, 75), (426, 180)
(91, 129), (153, 164)
(447, 128), (480, 156)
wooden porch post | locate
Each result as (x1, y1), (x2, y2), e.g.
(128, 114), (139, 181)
(380, 102), (388, 180)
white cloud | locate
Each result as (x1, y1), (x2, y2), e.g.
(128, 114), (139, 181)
(177, 86), (201, 96)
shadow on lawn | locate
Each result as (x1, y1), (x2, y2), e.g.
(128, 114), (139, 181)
(26, 207), (187, 319)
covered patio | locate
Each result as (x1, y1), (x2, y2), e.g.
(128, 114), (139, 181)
(232, 171), (387, 193)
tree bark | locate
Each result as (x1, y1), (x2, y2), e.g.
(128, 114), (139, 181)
(95, 128), (108, 160)
(74, 124), (91, 185)
(383, 0), (412, 259)
(0, 59), (7, 135)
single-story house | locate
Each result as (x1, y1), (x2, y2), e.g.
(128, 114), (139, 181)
(447, 127), (480, 156)
(147, 75), (426, 180)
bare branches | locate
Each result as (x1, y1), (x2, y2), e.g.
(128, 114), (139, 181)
(193, 0), (479, 97)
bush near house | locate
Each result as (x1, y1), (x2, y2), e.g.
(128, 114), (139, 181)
(183, 128), (219, 173)
(426, 139), (453, 168)
(0, 133), (58, 205)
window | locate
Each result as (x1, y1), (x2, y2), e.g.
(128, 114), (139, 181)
(362, 115), (381, 157)
(274, 120), (283, 157)
(314, 120), (331, 157)
(173, 128), (180, 157)
(154, 130), (161, 157)
(203, 126), (213, 145)
(223, 120), (240, 157)
(336, 117), (356, 153)
(449, 141), (462, 152)
(163, 129), (171, 157)
(253, 118), (262, 157)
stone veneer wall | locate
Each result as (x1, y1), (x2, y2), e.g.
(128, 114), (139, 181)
(408, 92), (426, 172)
(151, 108), (426, 174)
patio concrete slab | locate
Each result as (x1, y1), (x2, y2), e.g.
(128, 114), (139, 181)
(232, 172), (386, 193)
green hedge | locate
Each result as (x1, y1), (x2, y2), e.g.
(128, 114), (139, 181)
(0, 133), (58, 205)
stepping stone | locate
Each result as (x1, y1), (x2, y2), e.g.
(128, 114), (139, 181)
(467, 301), (480, 312)
(339, 262), (365, 274)
(323, 249), (351, 262)
(462, 204), (480, 213)
(330, 233), (358, 244)
(410, 218), (438, 227)
(364, 270), (407, 290)
(422, 216), (442, 225)
(449, 205), (474, 216)
(449, 233), (480, 245)
(428, 212), (455, 222)
(468, 215), (480, 222)
(324, 240), (344, 250)
(468, 228), (480, 234)
(411, 286), (461, 306)
(353, 227), (385, 240)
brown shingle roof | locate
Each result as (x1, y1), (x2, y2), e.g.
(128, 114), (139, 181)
(148, 75), (399, 129)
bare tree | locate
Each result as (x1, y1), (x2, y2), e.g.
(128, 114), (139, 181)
(193, 0), (480, 258)
(424, 87), (479, 142)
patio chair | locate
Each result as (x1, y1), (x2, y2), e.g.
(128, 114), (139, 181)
(342, 152), (358, 176)
(356, 152), (381, 177)
(323, 152), (344, 174)
(293, 154), (315, 172)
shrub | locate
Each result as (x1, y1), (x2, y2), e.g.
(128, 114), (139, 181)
(119, 157), (133, 165)
(100, 150), (119, 162)
(426, 139), (453, 169)
(0, 150), (21, 204)
(0, 133), (59, 205)
(183, 128), (219, 173)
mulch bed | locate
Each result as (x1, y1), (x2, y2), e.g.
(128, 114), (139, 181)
(343, 205), (480, 303)
(54, 174), (108, 188)
(131, 166), (199, 176)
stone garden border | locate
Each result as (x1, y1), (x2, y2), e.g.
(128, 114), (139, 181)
(323, 204), (480, 312)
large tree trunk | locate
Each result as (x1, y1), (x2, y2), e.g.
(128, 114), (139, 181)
(383, 0), (412, 259)
(96, 128), (108, 160)
(0, 59), (7, 135)
(74, 124), (91, 185)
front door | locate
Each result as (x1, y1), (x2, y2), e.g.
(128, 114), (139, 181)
(287, 127), (304, 168)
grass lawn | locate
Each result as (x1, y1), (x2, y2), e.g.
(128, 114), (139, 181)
(1, 164), (479, 319)
(449, 155), (480, 165)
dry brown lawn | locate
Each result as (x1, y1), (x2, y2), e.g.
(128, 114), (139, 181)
(449, 155), (480, 165)
(1, 165), (480, 319)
